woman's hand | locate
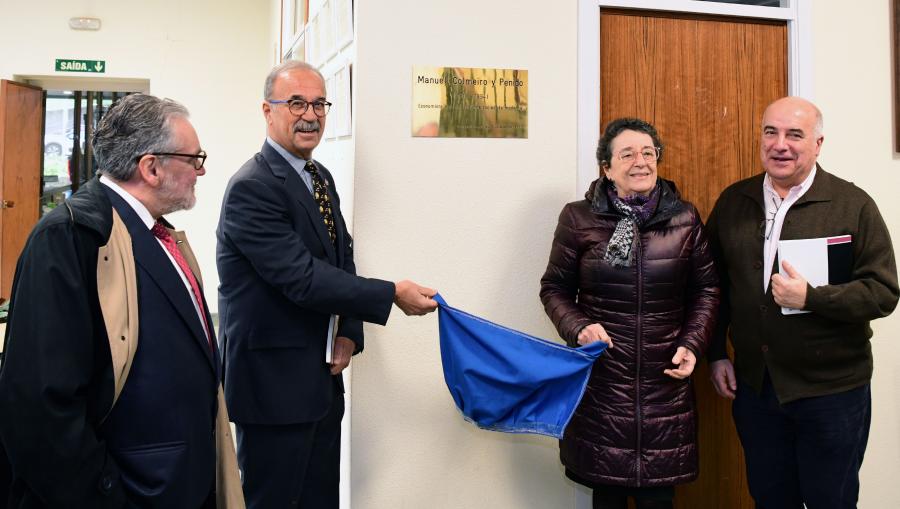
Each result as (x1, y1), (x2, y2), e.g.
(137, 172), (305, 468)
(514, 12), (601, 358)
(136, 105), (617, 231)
(663, 346), (696, 379)
(577, 323), (613, 348)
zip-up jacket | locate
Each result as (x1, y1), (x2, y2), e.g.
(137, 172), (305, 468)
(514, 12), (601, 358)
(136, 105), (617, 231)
(540, 177), (719, 487)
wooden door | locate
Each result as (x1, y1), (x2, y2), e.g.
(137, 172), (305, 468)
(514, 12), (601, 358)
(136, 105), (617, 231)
(599, 9), (788, 509)
(0, 80), (43, 301)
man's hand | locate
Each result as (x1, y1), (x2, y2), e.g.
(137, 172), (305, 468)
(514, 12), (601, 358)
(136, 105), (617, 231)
(709, 359), (737, 400)
(394, 280), (438, 316)
(771, 260), (808, 310)
(330, 337), (355, 375)
(663, 346), (696, 379)
(577, 323), (613, 348)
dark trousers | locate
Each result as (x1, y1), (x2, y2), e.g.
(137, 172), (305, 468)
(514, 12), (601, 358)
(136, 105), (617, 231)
(732, 374), (871, 509)
(0, 442), (10, 509)
(123, 491), (215, 509)
(236, 393), (345, 509)
(591, 485), (674, 509)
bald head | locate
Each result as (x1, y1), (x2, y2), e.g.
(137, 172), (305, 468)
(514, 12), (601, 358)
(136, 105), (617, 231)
(759, 96), (825, 196)
(762, 96), (823, 137)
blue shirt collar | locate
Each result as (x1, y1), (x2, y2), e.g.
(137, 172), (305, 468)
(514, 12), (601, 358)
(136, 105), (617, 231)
(266, 137), (310, 170)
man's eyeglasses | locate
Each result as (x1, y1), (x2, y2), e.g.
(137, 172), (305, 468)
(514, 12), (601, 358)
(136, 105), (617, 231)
(759, 196), (781, 240)
(267, 98), (332, 117)
(616, 147), (661, 164)
(137, 151), (207, 171)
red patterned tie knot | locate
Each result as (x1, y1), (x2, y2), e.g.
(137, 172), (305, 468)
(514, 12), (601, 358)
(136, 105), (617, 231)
(151, 221), (172, 242)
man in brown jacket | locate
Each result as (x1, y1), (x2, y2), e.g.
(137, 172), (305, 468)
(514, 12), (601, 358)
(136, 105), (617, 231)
(706, 96), (898, 508)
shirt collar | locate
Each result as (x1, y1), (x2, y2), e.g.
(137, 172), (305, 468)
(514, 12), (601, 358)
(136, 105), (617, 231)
(266, 137), (310, 169)
(99, 174), (156, 230)
(763, 164), (817, 202)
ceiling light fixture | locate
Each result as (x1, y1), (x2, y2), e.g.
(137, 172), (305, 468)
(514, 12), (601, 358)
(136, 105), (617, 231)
(69, 17), (101, 31)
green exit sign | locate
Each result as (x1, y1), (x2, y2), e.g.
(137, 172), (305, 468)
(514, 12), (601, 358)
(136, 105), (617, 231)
(55, 59), (106, 73)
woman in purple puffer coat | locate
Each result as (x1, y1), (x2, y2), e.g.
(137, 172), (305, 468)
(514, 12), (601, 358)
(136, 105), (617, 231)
(540, 118), (719, 509)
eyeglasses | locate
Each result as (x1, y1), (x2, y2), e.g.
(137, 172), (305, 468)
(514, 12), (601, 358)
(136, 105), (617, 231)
(759, 196), (781, 240)
(267, 98), (332, 117)
(617, 147), (661, 164)
(137, 151), (207, 171)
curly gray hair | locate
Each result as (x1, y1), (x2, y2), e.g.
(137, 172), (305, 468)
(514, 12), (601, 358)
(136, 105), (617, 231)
(92, 94), (189, 181)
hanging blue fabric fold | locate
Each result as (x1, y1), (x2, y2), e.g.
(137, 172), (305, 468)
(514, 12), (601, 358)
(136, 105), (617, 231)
(435, 294), (607, 439)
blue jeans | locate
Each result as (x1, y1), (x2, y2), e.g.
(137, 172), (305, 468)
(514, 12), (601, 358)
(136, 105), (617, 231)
(732, 374), (871, 509)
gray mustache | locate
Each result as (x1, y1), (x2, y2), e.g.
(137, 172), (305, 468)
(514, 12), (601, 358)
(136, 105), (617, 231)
(294, 120), (320, 132)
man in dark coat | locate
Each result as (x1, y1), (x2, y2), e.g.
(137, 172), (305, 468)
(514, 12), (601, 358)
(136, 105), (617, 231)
(707, 96), (899, 508)
(0, 94), (242, 508)
(216, 61), (437, 508)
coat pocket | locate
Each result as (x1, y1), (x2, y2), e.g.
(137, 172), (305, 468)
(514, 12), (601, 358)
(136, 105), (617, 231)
(113, 441), (187, 497)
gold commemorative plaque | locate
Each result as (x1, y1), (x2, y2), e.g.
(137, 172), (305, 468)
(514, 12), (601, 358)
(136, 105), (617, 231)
(412, 66), (528, 138)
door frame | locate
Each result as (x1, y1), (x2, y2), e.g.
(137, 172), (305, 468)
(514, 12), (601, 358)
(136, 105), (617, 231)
(577, 0), (813, 192)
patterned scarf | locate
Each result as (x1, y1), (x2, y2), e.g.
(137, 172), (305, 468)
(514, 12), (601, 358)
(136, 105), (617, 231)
(603, 182), (661, 267)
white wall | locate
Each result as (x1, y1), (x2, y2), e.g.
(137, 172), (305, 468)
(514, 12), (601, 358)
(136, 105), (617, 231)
(350, 1), (583, 508)
(349, 2), (900, 509)
(812, 2), (900, 507)
(5, 0), (898, 506)
(0, 0), (274, 312)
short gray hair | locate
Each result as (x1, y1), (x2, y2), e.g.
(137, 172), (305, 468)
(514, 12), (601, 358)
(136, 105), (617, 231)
(263, 61), (325, 100)
(92, 94), (189, 181)
(812, 106), (824, 138)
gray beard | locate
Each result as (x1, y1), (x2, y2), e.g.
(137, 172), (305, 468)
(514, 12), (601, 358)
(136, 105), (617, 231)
(157, 174), (196, 215)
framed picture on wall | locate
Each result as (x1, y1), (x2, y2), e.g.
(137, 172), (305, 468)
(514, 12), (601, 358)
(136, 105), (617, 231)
(287, 33), (305, 62)
(334, 65), (352, 137)
(320, 0), (336, 62)
(325, 75), (336, 140)
(280, 0), (296, 60)
(335, 0), (353, 49)
(294, 0), (309, 37)
(306, 14), (319, 65)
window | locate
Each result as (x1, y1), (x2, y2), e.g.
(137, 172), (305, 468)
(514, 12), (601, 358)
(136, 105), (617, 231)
(42, 91), (124, 215)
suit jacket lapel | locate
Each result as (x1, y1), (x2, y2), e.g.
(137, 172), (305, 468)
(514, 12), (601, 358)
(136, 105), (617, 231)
(260, 143), (338, 264)
(105, 189), (217, 371)
(170, 226), (221, 375)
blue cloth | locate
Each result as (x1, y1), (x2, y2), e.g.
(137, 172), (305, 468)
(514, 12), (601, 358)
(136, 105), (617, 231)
(435, 294), (607, 439)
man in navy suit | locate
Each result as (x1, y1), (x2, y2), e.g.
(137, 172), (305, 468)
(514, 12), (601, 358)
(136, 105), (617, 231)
(0, 94), (241, 507)
(217, 61), (437, 508)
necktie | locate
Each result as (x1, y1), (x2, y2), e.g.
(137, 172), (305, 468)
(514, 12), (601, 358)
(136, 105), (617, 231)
(305, 160), (337, 245)
(151, 221), (213, 351)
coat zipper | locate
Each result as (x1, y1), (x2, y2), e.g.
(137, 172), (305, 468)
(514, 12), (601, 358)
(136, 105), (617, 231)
(634, 223), (643, 487)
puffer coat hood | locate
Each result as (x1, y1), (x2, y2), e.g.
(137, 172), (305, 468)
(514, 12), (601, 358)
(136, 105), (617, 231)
(540, 177), (719, 487)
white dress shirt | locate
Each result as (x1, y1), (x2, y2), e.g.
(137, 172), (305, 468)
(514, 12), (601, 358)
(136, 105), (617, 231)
(762, 166), (817, 291)
(100, 175), (208, 333)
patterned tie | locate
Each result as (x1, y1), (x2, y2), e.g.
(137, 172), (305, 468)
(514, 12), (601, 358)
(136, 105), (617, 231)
(151, 221), (213, 351)
(305, 160), (337, 245)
